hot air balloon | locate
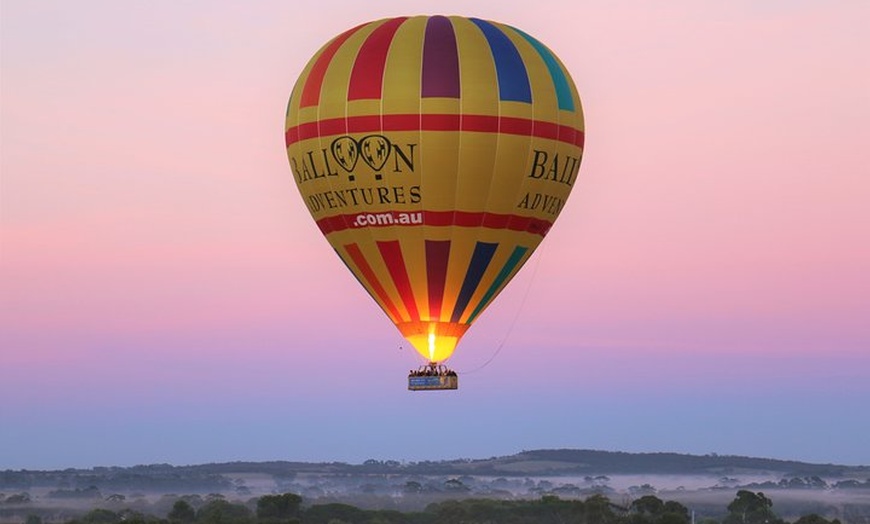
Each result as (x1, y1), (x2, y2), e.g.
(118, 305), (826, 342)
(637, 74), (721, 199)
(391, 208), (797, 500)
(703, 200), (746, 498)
(284, 15), (584, 390)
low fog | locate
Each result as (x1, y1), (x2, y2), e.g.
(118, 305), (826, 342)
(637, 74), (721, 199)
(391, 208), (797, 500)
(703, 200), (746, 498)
(3, 469), (870, 523)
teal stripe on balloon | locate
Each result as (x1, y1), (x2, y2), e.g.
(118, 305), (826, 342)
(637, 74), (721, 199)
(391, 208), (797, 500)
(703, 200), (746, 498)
(512, 27), (575, 111)
(466, 245), (529, 323)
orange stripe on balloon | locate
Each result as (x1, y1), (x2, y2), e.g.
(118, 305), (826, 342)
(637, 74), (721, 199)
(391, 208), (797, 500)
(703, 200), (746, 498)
(344, 243), (404, 323)
(318, 210), (553, 237)
(299, 23), (368, 108)
(286, 113), (584, 148)
(348, 17), (408, 101)
(377, 240), (420, 322)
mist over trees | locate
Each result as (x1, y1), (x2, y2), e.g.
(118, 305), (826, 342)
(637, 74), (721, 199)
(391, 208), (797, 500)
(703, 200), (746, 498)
(2, 451), (869, 523)
(0, 490), (857, 524)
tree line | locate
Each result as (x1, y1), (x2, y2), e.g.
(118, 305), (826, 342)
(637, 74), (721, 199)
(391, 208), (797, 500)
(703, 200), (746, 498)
(5, 490), (855, 524)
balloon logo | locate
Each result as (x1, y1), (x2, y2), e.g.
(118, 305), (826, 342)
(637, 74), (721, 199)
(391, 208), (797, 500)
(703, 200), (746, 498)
(359, 135), (391, 172)
(330, 137), (359, 172)
(285, 15), (584, 364)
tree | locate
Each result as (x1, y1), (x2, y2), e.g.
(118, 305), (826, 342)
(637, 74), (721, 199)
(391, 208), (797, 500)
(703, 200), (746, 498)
(724, 490), (783, 524)
(444, 478), (470, 492)
(256, 493), (302, 521)
(660, 501), (691, 524)
(303, 503), (365, 524)
(167, 499), (195, 523)
(794, 515), (841, 524)
(403, 481), (423, 494)
(629, 495), (690, 524)
(81, 509), (120, 523)
(632, 495), (665, 516)
(195, 499), (252, 524)
(5, 492), (32, 504)
(585, 494), (620, 524)
(116, 509), (154, 524)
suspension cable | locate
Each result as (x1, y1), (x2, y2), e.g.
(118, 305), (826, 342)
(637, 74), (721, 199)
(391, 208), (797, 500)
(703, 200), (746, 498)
(457, 241), (547, 375)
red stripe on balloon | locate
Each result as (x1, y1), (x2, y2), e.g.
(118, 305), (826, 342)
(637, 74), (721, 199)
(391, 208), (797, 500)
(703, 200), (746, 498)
(498, 116), (533, 136)
(318, 118), (347, 137)
(348, 17), (408, 101)
(482, 214), (510, 229)
(425, 240), (451, 320)
(344, 243), (404, 323)
(317, 210), (553, 237)
(286, 114), (584, 148)
(425, 211), (550, 236)
(316, 215), (346, 236)
(347, 115), (384, 133)
(299, 23), (367, 108)
(377, 240), (420, 322)
(421, 114), (459, 130)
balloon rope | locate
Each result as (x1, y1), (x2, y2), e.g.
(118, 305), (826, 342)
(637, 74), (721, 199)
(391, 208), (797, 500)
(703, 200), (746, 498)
(457, 240), (547, 375)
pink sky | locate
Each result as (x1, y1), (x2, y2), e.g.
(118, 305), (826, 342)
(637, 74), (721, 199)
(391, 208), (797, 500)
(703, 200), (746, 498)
(1, 1), (868, 469)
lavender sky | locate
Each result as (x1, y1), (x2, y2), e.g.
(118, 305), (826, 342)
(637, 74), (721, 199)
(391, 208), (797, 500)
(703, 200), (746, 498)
(1, 1), (868, 470)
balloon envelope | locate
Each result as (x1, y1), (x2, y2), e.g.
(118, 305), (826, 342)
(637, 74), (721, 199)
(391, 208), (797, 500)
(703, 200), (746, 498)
(285, 15), (584, 363)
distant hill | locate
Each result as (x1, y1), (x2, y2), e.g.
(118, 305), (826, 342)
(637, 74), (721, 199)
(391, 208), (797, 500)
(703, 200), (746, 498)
(326, 449), (870, 477)
(3, 449), (867, 487)
(450, 449), (870, 477)
(445, 449), (870, 477)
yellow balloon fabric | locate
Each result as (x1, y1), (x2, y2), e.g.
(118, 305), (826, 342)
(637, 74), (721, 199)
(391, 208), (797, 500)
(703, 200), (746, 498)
(285, 16), (584, 363)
